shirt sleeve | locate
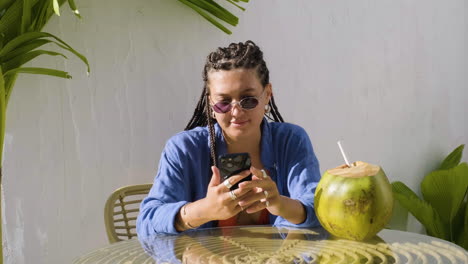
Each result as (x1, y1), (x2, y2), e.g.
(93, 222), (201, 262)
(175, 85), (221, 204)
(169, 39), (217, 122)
(273, 126), (322, 228)
(136, 136), (189, 237)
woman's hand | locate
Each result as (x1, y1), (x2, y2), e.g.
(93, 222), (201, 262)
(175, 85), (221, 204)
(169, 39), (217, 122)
(236, 167), (282, 215)
(201, 166), (253, 221)
(236, 167), (306, 224)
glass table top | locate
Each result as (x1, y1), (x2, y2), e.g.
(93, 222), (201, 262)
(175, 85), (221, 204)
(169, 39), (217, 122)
(74, 226), (467, 264)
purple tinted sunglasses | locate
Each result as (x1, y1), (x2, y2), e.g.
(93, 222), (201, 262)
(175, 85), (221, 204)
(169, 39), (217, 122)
(211, 90), (265, 114)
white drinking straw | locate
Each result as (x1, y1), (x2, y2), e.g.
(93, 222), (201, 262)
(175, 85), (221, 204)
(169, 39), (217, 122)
(337, 140), (352, 167)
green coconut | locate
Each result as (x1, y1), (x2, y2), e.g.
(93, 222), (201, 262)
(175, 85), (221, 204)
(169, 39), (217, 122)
(314, 161), (393, 241)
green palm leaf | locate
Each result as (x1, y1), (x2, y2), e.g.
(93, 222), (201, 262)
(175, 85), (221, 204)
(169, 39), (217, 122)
(421, 163), (468, 224)
(53, 0), (60, 16)
(0, 31), (56, 56)
(179, 0), (232, 34)
(21, 0), (32, 34)
(0, 0), (23, 43)
(67, 0), (81, 18)
(4, 67), (71, 79)
(191, 0), (238, 26)
(225, 0), (246, 11)
(0, 0), (69, 43)
(0, 39), (50, 61)
(454, 202), (468, 249)
(461, 203), (468, 249)
(2, 49), (67, 72)
(439, 144), (465, 170)
(49, 39), (89, 74)
(30, 0), (54, 31)
(178, 0), (248, 34)
(0, 0), (16, 12)
(0, 32), (90, 73)
(392, 181), (449, 240)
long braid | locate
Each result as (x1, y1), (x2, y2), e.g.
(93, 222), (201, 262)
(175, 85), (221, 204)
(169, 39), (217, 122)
(205, 91), (218, 167)
(185, 88), (208, 130)
(266, 97), (284, 122)
(184, 40), (285, 166)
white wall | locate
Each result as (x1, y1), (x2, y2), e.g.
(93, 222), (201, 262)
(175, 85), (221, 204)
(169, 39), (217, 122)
(2, 0), (467, 263)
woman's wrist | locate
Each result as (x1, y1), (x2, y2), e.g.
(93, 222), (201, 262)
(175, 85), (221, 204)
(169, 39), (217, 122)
(176, 199), (212, 231)
(182, 203), (200, 229)
(277, 196), (306, 224)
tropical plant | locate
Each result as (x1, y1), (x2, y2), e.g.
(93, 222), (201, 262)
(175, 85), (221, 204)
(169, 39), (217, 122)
(0, 0), (89, 261)
(392, 144), (468, 250)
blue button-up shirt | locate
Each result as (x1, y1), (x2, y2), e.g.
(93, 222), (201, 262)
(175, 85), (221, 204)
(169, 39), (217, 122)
(137, 119), (321, 237)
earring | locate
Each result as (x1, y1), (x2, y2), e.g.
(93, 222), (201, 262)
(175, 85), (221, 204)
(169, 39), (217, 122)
(264, 104), (271, 114)
(211, 111), (216, 119)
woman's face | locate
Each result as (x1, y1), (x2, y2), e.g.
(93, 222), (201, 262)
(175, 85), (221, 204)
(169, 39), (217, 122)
(208, 69), (271, 141)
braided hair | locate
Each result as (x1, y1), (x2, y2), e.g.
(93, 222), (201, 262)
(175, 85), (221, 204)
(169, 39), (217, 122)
(184, 41), (284, 166)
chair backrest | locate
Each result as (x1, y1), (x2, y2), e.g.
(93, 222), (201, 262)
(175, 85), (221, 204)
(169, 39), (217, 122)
(104, 183), (153, 243)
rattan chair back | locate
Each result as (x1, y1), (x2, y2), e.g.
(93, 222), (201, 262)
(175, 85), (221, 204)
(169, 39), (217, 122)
(104, 183), (152, 243)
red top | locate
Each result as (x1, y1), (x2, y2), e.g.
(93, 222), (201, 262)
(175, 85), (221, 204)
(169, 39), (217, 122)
(218, 209), (270, 227)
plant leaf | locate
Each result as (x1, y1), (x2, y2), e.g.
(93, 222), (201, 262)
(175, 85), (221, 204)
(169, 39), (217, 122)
(0, 32), (90, 74)
(67, 0), (81, 18)
(4, 70), (18, 106)
(421, 163), (468, 225)
(0, 39), (50, 62)
(196, 0), (239, 25)
(2, 49), (67, 72)
(21, 0), (32, 34)
(4, 67), (71, 79)
(454, 202), (468, 249)
(0, 31), (52, 56)
(186, 0), (238, 26)
(0, 0), (16, 11)
(30, 0), (54, 31)
(52, 0), (60, 16)
(178, 0), (232, 34)
(49, 40), (89, 74)
(460, 203), (468, 250)
(392, 181), (449, 240)
(0, 0), (22, 43)
(439, 144), (465, 170)
(224, 0), (246, 11)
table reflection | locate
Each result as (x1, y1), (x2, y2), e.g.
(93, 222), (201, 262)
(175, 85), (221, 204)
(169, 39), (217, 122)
(74, 226), (468, 264)
(141, 227), (329, 263)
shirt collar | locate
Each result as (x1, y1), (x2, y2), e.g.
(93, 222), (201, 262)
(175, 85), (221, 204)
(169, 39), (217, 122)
(212, 118), (275, 171)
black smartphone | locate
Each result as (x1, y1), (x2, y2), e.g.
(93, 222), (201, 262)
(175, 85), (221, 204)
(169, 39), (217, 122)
(218, 153), (252, 190)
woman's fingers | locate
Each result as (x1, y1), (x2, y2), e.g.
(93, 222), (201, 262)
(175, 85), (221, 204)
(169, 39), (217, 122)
(237, 188), (270, 207)
(249, 166), (264, 179)
(209, 166), (221, 187)
(226, 186), (254, 203)
(236, 167), (280, 214)
(238, 177), (270, 190)
(205, 167), (255, 220)
(243, 200), (268, 214)
(220, 169), (251, 191)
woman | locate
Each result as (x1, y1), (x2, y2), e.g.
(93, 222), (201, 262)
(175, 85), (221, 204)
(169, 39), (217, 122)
(137, 41), (321, 236)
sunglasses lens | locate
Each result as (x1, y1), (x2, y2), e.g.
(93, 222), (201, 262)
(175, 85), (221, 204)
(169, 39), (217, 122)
(240, 97), (259, 109)
(213, 97), (260, 113)
(213, 102), (231, 113)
